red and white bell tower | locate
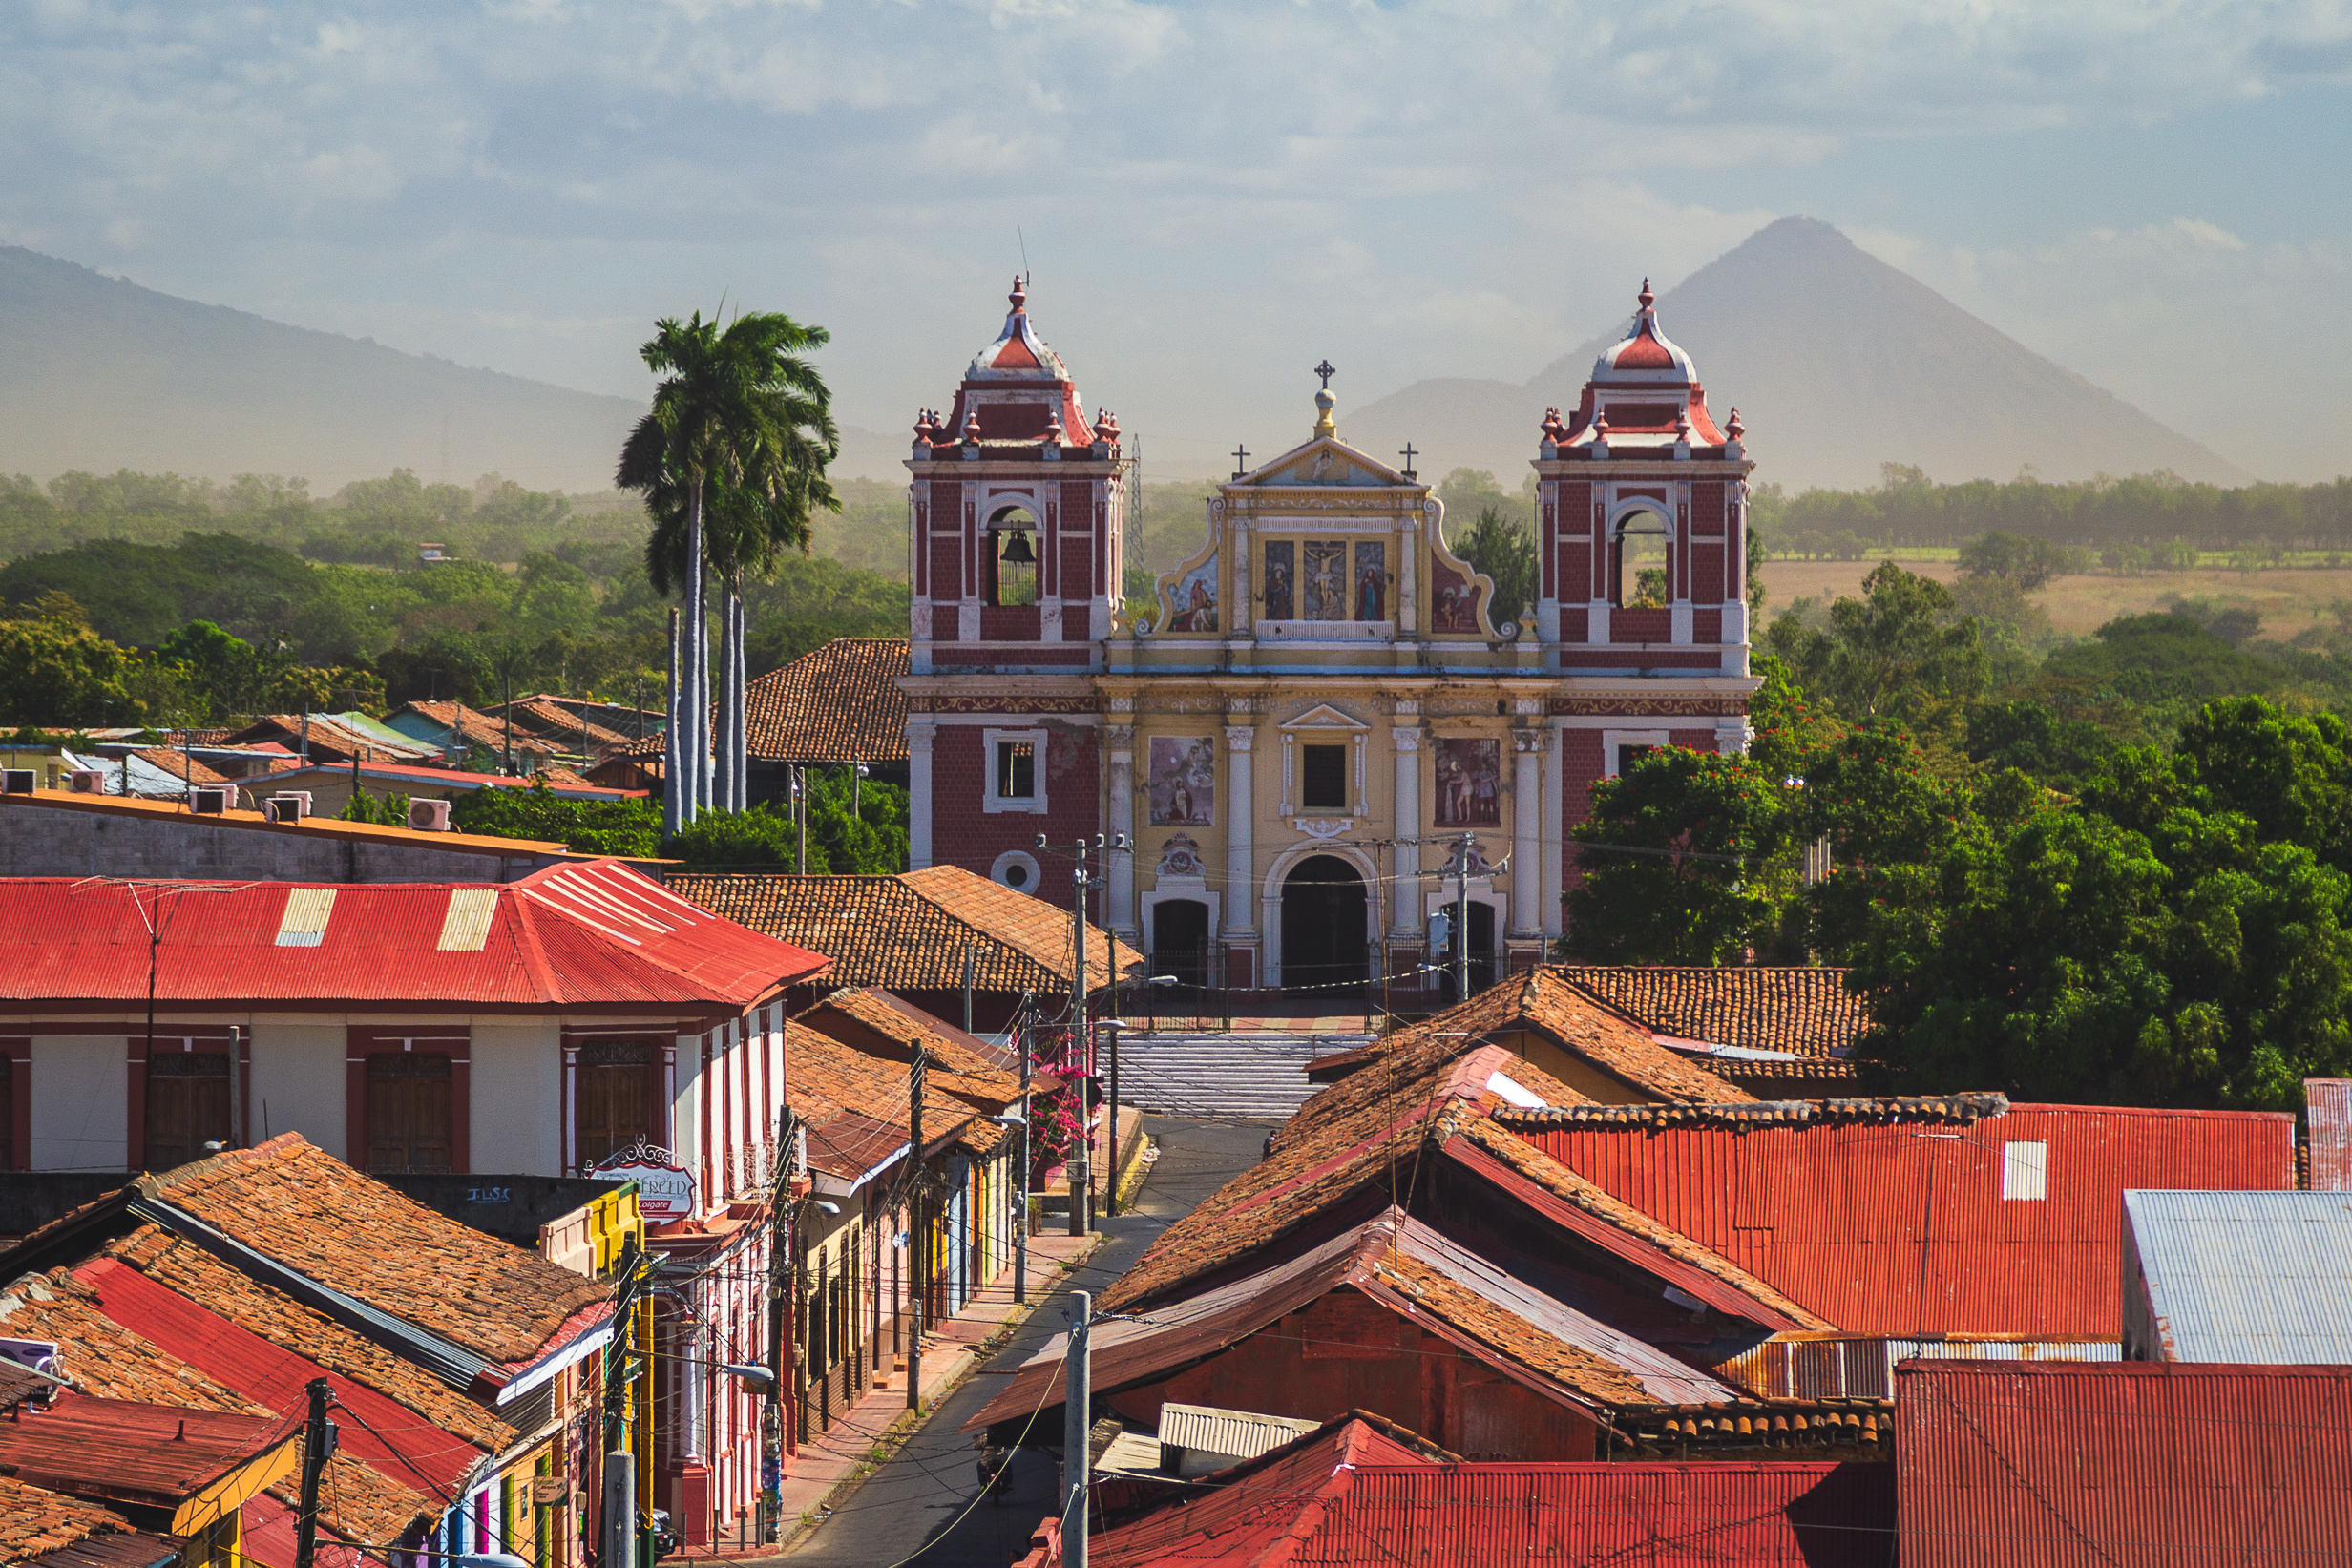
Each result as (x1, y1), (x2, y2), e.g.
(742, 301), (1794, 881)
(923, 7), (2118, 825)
(901, 280), (1126, 901)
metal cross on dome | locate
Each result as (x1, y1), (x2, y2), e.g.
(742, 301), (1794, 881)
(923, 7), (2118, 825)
(1313, 359), (1335, 390)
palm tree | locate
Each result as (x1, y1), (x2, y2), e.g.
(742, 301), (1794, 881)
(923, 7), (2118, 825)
(619, 310), (838, 830)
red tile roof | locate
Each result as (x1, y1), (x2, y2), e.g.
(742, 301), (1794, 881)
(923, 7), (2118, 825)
(617, 638), (911, 764)
(0, 859), (828, 1013)
(785, 1018), (1010, 1175)
(1502, 1099), (2296, 1337)
(1321, 970), (1754, 1104)
(82, 1238), (508, 1484)
(796, 986), (1020, 1098)
(0, 1474), (159, 1568)
(492, 699), (638, 753)
(1898, 1361), (2352, 1567)
(0, 1392), (290, 1515)
(220, 715), (438, 765)
(389, 700), (558, 756)
(1556, 966), (1869, 1057)
(149, 1133), (610, 1367)
(671, 865), (1141, 994)
(975, 1208), (1740, 1432)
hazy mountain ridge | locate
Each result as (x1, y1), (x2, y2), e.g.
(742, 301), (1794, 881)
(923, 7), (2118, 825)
(1344, 218), (2251, 493)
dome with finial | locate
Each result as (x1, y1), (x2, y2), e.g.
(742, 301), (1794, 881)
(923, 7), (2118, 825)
(1592, 277), (1698, 383)
(967, 274), (1069, 380)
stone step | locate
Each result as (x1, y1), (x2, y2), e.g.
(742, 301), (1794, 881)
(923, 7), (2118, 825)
(1108, 1032), (1375, 1119)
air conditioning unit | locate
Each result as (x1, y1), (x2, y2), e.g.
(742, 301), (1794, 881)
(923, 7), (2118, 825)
(190, 786), (231, 815)
(0, 770), (34, 796)
(68, 769), (106, 793)
(264, 794), (307, 823)
(408, 798), (452, 832)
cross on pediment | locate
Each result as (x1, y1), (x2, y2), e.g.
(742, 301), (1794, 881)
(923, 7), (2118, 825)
(1399, 443), (1418, 480)
(1231, 443), (1250, 479)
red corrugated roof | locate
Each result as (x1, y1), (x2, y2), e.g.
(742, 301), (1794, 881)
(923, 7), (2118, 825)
(1502, 1102), (2295, 1336)
(0, 1392), (289, 1512)
(0, 859), (829, 1013)
(72, 1257), (484, 1496)
(1897, 1361), (2352, 1566)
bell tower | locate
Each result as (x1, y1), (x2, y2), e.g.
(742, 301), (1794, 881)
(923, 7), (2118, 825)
(905, 278), (1125, 674)
(901, 281), (1125, 897)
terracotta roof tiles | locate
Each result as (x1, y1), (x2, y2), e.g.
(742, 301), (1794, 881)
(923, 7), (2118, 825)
(785, 1020), (1009, 1172)
(394, 700), (560, 756)
(151, 1134), (609, 1366)
(623, 638), (909, 764)
(1383, 970), (1755, 1104)
(670, 866), (1143, 994)
(1556, 966), (1869, 1057)
(0, 1474), (148, 1567)
(97, 1226), (515, 1453)
(799, 987), (1020, 1098)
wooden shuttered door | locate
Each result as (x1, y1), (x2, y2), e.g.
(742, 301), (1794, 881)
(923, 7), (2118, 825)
(144, 1051), (232, 1171)
(368, 1051), (454, 1172)
(575, 1038), (656, 1170)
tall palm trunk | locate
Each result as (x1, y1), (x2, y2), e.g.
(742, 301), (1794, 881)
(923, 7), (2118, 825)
(663, 607), (681, 836)
(732, 586), (748, 810)
(684, 480), (706, 824)
(714, 579), (738, 813)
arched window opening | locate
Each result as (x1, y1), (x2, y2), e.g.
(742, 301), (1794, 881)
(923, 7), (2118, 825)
(984, 506), (1039, 606)
(1611, 510), (1671, 609)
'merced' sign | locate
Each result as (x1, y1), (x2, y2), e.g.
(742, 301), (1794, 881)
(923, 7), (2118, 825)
(595, 1149), (698, 1222)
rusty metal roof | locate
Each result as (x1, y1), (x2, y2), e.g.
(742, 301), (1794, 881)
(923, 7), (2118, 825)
(0, 858), (827, 1013)
(1506, 1101), (2295, 1337)
(1897, 1361), (2352, 1566)
(2123, 1188), (2352, 1364)
(0, 1474), (172, 1568)
(0, 1392), (289, 1512)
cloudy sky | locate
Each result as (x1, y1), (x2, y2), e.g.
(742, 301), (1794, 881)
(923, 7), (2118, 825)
(5, 0), (2348, 481)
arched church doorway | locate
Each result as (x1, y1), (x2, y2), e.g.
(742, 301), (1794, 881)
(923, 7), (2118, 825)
(1281, 855), (1368, 994)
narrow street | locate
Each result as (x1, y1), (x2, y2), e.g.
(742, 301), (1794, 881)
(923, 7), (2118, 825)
(784, 1114), (1271, 1568)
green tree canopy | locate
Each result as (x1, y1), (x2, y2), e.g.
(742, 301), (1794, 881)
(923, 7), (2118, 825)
(1564, 746), (1797, 964)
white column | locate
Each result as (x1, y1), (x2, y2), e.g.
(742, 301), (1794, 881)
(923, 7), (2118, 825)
(1511, 732), (1543, 937)
(1231, 513), (1253, 638)
(1391, 726), (1421, 937)
(1542, 724), (1565, 940)
(1107, 726), (1137, 938)
(1225, 724), (1255, 936)
(907, 720), (936, 869)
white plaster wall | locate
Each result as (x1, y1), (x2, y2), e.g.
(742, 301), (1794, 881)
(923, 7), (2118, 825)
(249, 1023), (348, 1160)
(472, 1021), (561, 1176)
(30, 1035), (125, 1171)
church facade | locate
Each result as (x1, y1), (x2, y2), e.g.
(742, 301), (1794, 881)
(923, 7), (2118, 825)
(900, 279), (1758, 997)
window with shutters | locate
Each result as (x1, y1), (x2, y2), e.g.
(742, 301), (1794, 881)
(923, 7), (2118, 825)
(576, 1038), (656, 1171)
(144, 1051), (232, 1171)
(367, 1053), (453, 1172)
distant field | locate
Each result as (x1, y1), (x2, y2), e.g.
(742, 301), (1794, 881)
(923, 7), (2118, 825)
(1759, 556), (2352, 642)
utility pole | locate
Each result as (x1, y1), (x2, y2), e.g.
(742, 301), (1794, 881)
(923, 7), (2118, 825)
(1014, 993), (1033, 1307)
(906, 1044), (925, 1411)
(1455, 833), (1473, 1004)
(292, 1378), (333, 1568)
(600, 1238), (644, 1568)
(1068, 838), (1090, 1238)
(961, 944), (976, 1035)
(1102, 1021), (1122, 1219)
(794, 764), (808, 868)
(760, 1113), (801, 1543)
(1060, 1290), (1093, 1568)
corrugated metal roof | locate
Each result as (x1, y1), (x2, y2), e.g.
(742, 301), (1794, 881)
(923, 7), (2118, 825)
(0, 1392), (287, 1510)
(2123, 1188), (2352, 1363)
(1298, 1461), (1895, 1567)
(2310, 1078), (2352, 1191)
(1897, 1360), (2352, 1566)
(1507, 1102), (2294, 1336)
(0, 859), (828, 1011)
(1155, 1403), (1320, 1464)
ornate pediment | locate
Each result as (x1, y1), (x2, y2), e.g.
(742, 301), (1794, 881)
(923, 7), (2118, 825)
(1280, 702), (1371, 731)
(1239, 437), (1411, 490)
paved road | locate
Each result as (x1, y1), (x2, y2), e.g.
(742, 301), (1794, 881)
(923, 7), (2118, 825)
(785, 1114), (1270, 1568)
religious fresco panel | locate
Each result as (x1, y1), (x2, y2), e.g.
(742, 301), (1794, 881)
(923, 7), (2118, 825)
(1263, 541), (1295, 620)
(1354, 541), (1386, 621)
(1433, 737), (1502, 826)
(1146, 735), (1216, 826)
(1303, 541), (1347, 620)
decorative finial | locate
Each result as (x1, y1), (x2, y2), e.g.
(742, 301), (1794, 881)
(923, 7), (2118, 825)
(962, 406), (982, 443)
(1727, 408), (1744, 442)
(1541, 408), (1566, 441)
(1314, 359), (1336, 390)
(1010, 275), (1027, 312)
(1637, 279), (1655, 311)
(1673, 408), (1691, 438)
(913, 409), (932, 439)
(1093, 408), (1115, 443)
(1044, 408), (1062, 444)
(1591, 408), (1609, 435)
